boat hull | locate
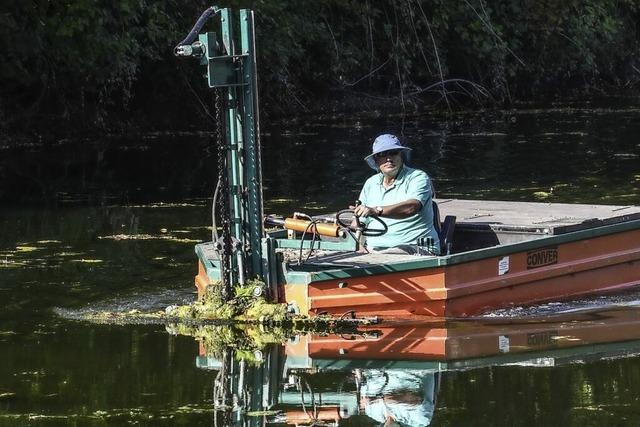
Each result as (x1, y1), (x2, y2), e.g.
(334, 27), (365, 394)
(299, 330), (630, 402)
(283, 226), (640, 318)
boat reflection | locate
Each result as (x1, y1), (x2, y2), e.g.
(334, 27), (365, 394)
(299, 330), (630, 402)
(184, 305), (640, 426)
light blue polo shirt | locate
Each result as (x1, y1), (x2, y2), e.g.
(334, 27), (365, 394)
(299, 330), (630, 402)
(358, 166), (440, 251)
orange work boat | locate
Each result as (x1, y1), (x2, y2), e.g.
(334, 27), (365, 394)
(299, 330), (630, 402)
(196, 199), (640, 319)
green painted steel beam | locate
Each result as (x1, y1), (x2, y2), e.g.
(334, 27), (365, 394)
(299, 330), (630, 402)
(224, 17), (242, 285)
(273, 238), (357, 252)
(220, 10), (244, 243)
(240, 9), (265, 280)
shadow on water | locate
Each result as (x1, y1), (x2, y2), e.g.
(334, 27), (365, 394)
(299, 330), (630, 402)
(0, 106), (640, 425)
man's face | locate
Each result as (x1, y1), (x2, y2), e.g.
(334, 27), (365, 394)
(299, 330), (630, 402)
(374, 149), (403, 177)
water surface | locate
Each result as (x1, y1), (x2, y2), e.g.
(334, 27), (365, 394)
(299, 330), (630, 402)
(1, 106), (640, 425)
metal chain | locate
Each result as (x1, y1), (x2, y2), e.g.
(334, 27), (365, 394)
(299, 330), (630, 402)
(215, 88), (232, 299)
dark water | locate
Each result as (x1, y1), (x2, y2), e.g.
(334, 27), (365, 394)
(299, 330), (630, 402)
(1, 106), (640, 425)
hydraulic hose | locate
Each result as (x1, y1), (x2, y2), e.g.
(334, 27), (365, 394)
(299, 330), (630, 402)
(174, 6), (220, 54)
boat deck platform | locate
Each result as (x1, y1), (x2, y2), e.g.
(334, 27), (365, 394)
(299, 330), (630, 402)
(437, 199), (640, 234)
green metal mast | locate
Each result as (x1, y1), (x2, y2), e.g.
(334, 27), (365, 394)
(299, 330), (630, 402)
(175, 7), (265, 294)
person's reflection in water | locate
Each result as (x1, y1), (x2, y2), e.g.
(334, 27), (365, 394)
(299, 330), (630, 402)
(356, 369), (439, 427)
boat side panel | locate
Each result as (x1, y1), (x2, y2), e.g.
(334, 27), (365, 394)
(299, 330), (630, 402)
(195, 261), (210, 298)
(306, 268), (446, 316)
(445, 228), (640, 294)
(444, 229), (640, 315)
(295, 229), (640, 318)
(446, 258), (640, 316)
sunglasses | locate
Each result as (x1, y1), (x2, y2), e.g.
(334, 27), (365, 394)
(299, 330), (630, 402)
(374, 149), (401, 159)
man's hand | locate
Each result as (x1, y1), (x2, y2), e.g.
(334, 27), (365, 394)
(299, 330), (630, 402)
(350, 204), (378, 217)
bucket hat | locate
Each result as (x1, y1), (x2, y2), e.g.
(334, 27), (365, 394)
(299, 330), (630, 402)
(364, 134), (411, 171)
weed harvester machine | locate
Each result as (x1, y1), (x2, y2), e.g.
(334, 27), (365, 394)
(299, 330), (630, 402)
(174, 6), (376, 313)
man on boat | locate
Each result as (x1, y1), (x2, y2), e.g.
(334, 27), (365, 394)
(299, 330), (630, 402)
(353, 134), (440, 255)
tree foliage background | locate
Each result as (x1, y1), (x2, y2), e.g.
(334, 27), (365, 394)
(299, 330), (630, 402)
(1, 0), (638, 135)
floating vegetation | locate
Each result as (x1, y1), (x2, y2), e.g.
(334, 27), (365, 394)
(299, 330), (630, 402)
(15, 246), (40, 252)
(533, 191), (552, 200)
(0, 244), (102, 270)
(98, 234), (200, 243)
(612, 153), (639, 159)
(0, 403), (214, 423)
(54, 252), (83, 257)
(167, 320), (361, 363)
(63, 301), (366, 351)
(298, 201), (329, 211)
(1, 261), (26, 268)
(68, 308), (167, 325)
(268, 198), (296, 204)
(122, 202), (206, 208)
(61, 279), (373, 336)
(167, 280), (288, 322)
(184, 225), (215, 231)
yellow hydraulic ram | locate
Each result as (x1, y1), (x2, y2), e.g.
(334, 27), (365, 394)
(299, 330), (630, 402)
(264, 216), (346, 238)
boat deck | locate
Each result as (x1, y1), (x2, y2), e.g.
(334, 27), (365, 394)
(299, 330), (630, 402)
(292, 251), (421, 270)
(440, 199), (640, 233)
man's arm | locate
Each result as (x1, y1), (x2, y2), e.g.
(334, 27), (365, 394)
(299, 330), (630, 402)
(352, 199), (422, 219)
